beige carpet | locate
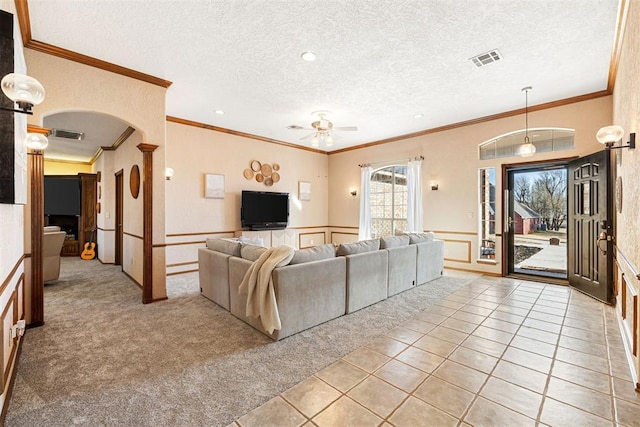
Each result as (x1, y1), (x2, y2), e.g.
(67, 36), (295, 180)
(6, 258), (470, 426)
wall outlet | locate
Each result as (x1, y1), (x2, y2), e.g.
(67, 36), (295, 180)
(468, 212), (473, 219)
(11, 319), (26, 339)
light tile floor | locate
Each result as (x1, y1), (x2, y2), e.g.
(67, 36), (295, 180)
(230, 274), (640, 426)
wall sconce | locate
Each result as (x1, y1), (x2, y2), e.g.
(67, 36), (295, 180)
(1, 73), (46, 115)
(350, 188), (357, 196)
(26, 133), (49, 151)
(596, 125), (635, 150)
(430, 180), (439, 191)
(165, 167), (174, 180)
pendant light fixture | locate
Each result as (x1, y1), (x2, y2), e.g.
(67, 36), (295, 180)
(516, 86), (536, 157)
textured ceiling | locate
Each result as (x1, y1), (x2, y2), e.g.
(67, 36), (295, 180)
(25, 0), (619, 157)
(42, 112), (129, 162)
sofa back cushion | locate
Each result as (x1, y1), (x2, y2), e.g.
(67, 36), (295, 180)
(241, 244), (269, 261)
(336, 238), (380, 256)
(238, 235), (265, 247)
(406, 232), (435, 244)
(289, 243), (336, 265)
(380, 235), (410, 249)
(205, 238), (241, 257)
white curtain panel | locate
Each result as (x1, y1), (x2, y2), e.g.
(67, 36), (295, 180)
(407, 160), (424, 233)
(358, 166), (372, 240)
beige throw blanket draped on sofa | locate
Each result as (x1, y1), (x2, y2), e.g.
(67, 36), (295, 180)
(239, 245), (295, 334)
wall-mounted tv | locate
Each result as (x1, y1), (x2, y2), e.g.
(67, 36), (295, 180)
(44, 176), (81, 216)
(241, 190), (289, 230)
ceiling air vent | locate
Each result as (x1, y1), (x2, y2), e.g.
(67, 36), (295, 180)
(286, 125), (304, 130)
(470, 49), (502, 68)
(50, 128), (85, 140)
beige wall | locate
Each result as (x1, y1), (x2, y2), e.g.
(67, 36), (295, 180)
(328, 96), (612, 274)
(165, 121), (329, 274)
(114, 131), (145, 284)
(43, 159), (92, 175)
(0, 0), (27, 413)
(25, 50), (168, 300)
(95, 150), (115, 264)
(612, 0), (640, 384)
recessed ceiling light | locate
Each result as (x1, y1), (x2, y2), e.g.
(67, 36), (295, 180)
(301, 51), (316, 61)
(214, 110), (225, 115)
(414, 114), (424, 119)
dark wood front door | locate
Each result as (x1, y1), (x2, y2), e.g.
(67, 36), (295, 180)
(567, 150), (614, 303)
(115, 170), (123, 267)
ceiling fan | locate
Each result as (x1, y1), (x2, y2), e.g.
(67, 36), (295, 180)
(288, 110), (357, 147)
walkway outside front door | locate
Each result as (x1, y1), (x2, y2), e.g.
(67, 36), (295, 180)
(504, 163), (568, 280)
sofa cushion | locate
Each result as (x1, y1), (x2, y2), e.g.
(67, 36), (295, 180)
(380, 235), (410, 249)
(241, 244), (268, 261)
(406, 232), (435, 244)
(289, 243), (336, 265)
(336, 239), (380, 256)
(205, 238), (241, 256)
(238, 235), (265, 247)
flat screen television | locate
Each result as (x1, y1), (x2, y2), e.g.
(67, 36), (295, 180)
(44, 176), (81, 216)
(241, 190), (289, 230)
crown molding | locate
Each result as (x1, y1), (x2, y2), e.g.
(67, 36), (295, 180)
(15, 0), (625, 155)
(166, 116), (328, 155)
(26, 124), (49, 135)
(329, 90), (611, 155)
(14, 0), (172, 88)
(607, 0), (629, 92)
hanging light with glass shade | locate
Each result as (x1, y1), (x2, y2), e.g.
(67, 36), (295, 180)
(516, 86), (536, 158)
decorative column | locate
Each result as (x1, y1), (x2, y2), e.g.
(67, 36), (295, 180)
(137, 143), (158, 304)
(29, 147), (44, 326)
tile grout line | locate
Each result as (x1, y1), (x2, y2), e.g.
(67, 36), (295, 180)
(457, 279), (548, 424)
(535, 285), (570, 425)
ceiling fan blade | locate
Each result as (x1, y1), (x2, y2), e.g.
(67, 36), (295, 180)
(333, 126), (358, 131)
(300, 132), (317, 140)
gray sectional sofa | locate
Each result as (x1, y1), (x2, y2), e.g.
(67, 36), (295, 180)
(198, 233), (445, 340)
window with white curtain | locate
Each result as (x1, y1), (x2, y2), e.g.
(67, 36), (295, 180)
(370, 165), (408, 237)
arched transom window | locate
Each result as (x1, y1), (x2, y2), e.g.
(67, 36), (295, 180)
(479, 128), (575, 160)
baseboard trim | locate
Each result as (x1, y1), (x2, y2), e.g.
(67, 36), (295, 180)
(143, 296), (168, 304)
(166, 269), (199, 277)
(123, 271), (142, 288)
(26, 321), (44, 329)
(445, 266), (501, 277)
(0, 335), (24, 425)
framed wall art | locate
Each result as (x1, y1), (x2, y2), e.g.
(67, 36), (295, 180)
(299, 181), (311, 201)
(205, 173), (225, 199)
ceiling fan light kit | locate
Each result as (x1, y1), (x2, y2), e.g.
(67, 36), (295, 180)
(290, 110), (357, 148)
